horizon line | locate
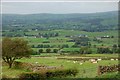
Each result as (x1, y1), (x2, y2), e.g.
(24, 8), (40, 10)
(1, 10), (118, 15)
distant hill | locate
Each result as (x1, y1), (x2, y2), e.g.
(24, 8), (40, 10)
(2, 11), (118, 32)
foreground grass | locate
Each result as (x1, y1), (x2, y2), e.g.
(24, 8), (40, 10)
(2, 66), (29, 78)
(15, 57), (118, 78)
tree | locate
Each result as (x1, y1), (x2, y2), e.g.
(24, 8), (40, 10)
(31, 45), (35, 48)
(73, 37), (90, 47)
(46, 48), (51, 53)
(62, 44), (69, 48)
(112, 44), (118, 53)
(2, 38), (32, 68)
(97, 47), (112, 54)
(39, 49), (43, 53)
(37, 44), (43, 48)
(53, 49), (58, 53)
(79, 47), (92, 54)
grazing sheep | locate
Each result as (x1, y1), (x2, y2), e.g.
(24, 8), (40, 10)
(90, 59), (98, 63)
(90, 59), (96, 62)
(97, 58), (102, 61)
(111, 59), (114, 61)
(92, 61), (98, 64)
(80, 63), (83, 65)
(35, 62), (38, 64)
(73, 61), (76, 63)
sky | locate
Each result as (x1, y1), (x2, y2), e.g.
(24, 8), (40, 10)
(1, 0), (119, 2)
(1, 0), (118, 14)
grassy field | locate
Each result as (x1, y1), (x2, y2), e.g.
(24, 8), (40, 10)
(26, 30), (118, 54)
(2, 30), (119, 79)
(2, 55), (118, 78)
(3, 30), (118, 54)
(23, 30), (118, 37)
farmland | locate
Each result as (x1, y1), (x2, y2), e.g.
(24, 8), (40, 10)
(2, 56), (119, 78)
(2, 29), (119, 77)
(2, 11), (119, 79)
(2, 29), (119, 79)
(3, 30), (119, 50)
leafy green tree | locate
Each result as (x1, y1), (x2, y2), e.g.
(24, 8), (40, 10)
(2, 38), (32, 68)
(53, 49), (58, 53)
(37, 44), (43, 48)
(46, 48), (51, 53)
(31, 45), (35, 48)
(112, 44), (118, 53)
(79, 47), (92, 54)
(62, 44), (69, 48)
(97, 47), (112, 54)
(39, 49), (43, 53)
(73, 37), (90, 47)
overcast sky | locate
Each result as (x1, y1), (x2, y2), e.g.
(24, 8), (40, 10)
(1, 0), (119, 2)
(1, 0), (118, 14)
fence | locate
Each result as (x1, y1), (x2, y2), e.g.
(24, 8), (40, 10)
(97, 64), (120, 75)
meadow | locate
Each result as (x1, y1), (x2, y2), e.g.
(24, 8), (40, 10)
(2, 54), (118, 78)
(4, 30), (118, 51)
(2, 29), (119, 79)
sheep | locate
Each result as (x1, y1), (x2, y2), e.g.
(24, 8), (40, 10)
(111, 59), (114, 61)
(90, 59), (98, 63)
(35, 62), (38, 64)
(73, 61), (76, 63)
(80, 62), (83, 65)
(97, 58), (102, 61)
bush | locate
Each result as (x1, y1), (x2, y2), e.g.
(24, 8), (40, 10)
(46, 48), (51, 53)
(80, 47), (92, 54)
(42, 41), (50, 43)
(19, 68), (78, 79)
(37, 44), (43, 48)
(53, 49), (58, 53)
(97, 47), (112, 54)
(19, 72), (46, 80)
(13, 61), (32, 71)
(39, 49), (43, 53)
(2, 75), (10, 80)
(46, 68), (78, 78)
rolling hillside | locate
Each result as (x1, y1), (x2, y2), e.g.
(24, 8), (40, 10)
(2, 11), (118, 32)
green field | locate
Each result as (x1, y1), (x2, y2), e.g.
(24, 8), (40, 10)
(2, 30), (119, 79)
(3, 54), (118, 78)
(10, 30), (118, 54)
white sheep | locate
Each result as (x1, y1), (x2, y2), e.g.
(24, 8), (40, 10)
(111, 59), (114, 61)
(73, 61), (76, 63)
(35, 62), (38, 64)
(80, 63), (83, 65)
(97, 58), (102, 61)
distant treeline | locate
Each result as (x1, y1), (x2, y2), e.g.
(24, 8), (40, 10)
(2, 11), (118, 32)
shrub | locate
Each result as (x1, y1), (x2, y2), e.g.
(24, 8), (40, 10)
(37, 44), (43, 48)
(19, 68), (78, 79)
(80, 47), (92, 54)
(46, 48), (51, 53)
(13, 61), (32, 71)
(19, 72), (46, 80)
(46, 68), (78, 78)
(53, 49), (58, 53)
(97, 47), (112, 54)
(39, 49), (43, 53)
(42, 41), (50, 43)
(2, 75), (10, 80)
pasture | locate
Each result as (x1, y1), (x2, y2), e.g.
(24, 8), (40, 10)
(2, 30), (119, 79)
(2, 54), (119, 78)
